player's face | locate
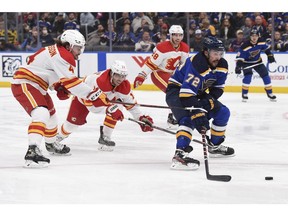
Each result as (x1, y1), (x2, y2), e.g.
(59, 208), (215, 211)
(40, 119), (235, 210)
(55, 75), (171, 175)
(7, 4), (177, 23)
(70, 45), (84, 60)
(207, 50), (224, 67)
(250, 34), (259, 44)
(111, 73), (127, 86)
(170, 33), (183, 47)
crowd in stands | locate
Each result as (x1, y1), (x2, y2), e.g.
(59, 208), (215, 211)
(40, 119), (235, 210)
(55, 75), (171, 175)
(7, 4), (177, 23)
(1, 12), (288, 52)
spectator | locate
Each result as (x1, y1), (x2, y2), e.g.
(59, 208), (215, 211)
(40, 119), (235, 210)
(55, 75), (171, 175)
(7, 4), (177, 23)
(115, 12), (131, 32)
(262, 23), (273, 41)
(80, 12), (95, 27)
(0, 39), (18, 51)
(233, 12), (246, 30)
(86, 24), (105, 48)
(64, 12), (80, 31)
(201, 18), (216, 37)
(20, 26), (42, 51)
(219, 18), (235, 40)
(100, 24), (117, 46)
(252, 15), (267, 37)
(134, 18), (152, 40)
(135, 30), (155, 52)
(38, 12), (52, 32)
(228, 29), (245, 52)
(131, 12), (154, 34)
(52, 13), (66, 37)
(40, 26), (55, 47)
(240, 16), (253, 40)
(188, 19), (198, 38)
(115, 23), (136, 47)
(281, 22), (288, 41)
(190, 29), (204, 52)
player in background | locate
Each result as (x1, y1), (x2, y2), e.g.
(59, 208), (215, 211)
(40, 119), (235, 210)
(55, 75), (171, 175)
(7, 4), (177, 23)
(166, 36), (235, 170)
(11, 30), (103, 168)
(235, 28), (277, 102)
(133, 25), (189, 128)
(55, 60), (154, 152)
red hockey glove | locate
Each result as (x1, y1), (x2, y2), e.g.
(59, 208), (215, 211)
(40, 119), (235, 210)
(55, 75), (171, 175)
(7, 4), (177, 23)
(139, 115), (154, 132)
(106, 104), (124, 121)
(133, 72), (146, 89)
(54, 82), (70, 100)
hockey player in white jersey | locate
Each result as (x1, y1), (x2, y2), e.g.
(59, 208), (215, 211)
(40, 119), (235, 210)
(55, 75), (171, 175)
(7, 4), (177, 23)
(11, 30), (103, 168)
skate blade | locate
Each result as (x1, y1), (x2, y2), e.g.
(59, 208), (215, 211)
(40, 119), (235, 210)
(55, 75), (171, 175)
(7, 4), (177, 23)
(209, 153), (235, 158)
(170, 161), (199, 171)
(23, 160), (49, 168)
(48, 152), (72, 156)
(98, 145), (114, 152)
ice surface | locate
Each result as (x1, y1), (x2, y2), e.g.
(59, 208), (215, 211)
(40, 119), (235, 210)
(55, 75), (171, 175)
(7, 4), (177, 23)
(1, 88), (288, 214)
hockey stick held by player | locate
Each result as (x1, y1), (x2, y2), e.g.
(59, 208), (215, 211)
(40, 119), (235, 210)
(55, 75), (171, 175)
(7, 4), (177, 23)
(166, 36), (235, 171)
(56, 60), (154, 152)
(11, 30), (102, 168)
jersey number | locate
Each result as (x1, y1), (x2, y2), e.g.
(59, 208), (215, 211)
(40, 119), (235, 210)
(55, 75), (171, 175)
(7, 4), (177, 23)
(185, 74), (200, 87)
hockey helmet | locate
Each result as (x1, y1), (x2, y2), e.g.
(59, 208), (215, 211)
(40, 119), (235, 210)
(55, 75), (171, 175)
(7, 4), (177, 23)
(250, 28), (260, 37)
(60, 30), (86, 53)
(203, 36), (225, 52)
(111, 60), (128, 77)
(169, 25), (184, 35)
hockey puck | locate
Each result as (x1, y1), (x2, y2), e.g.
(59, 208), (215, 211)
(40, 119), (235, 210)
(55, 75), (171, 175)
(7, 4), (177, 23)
(265, 176), (273, 180)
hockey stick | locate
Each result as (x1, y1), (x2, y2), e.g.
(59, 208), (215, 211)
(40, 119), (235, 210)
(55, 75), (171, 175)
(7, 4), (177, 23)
(126, 117), (208, 146)
(201, 129), (232, 182)
(127, 117), (176, 135)
(242, 62), (263, 71)
(109, 100), (207, 113)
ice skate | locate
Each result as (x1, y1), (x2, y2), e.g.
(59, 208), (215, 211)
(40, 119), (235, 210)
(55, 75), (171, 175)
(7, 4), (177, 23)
(267, 93), (277, 102)
(45, 136), (71, 156)
(24, 145), (50, 168)
(208, 144), (235, 158)
(167, 113), (178, 130)
(170, 146), (200, 170)
(98, 126), (115, 151)
(242, 94), (248, 102)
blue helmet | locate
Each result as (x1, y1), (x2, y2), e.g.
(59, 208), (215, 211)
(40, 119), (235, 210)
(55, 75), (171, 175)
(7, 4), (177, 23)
(250, 28), (260, 36)
(203, 36), (225, 51)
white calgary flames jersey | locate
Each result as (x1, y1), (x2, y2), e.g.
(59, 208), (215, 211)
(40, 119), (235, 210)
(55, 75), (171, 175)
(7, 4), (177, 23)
(142, 40), (189, 76)
(81, 69), (142, 119)
(12, 44), (92, 99)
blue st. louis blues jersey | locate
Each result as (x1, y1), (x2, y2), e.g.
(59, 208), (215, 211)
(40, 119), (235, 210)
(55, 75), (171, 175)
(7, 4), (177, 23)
(168, 52), (228, 100)
(236, 38), (271, 64)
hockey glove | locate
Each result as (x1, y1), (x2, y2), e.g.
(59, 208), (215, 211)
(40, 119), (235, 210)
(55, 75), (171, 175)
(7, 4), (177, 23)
(87, 87), (103, 101)
(235, 60), (243, 74)
(267, 54), (276, 63)
(139, 115), (154, 132)
(54, 82), (70, 100)
(191, 110), (210, 133)
(133, 72), (147, 89)
(106, 104), (124, 121)
(235, 66), (242, 74)
(199, 94), (222, 112)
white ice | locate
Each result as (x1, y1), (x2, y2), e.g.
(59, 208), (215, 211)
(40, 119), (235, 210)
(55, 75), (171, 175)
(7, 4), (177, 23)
(1, 88), (288, 214)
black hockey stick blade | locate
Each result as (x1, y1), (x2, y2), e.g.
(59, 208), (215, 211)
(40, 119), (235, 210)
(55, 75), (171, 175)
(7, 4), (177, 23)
(207, 174), (232, 182)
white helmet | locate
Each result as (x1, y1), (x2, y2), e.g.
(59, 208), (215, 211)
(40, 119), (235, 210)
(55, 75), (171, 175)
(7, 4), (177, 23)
(169, 25), (184, 35)
(111, 60), (128, 76)
(60, 30), (86, 53)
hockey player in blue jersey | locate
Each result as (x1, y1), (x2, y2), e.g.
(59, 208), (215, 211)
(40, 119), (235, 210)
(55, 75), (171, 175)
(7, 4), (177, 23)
(235, 28), (277, 102)
(166, 36), (235, 170)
